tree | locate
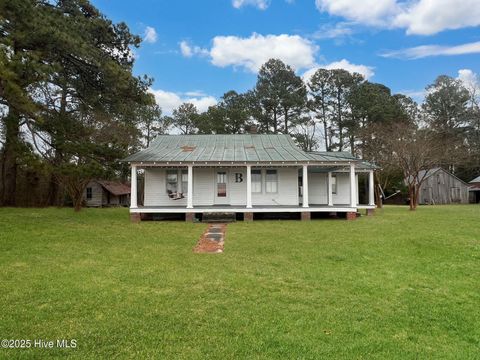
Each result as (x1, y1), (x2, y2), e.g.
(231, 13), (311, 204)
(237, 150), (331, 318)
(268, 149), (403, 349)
(328, 69), (364, 152)
(136, 99), (168, 147)
(19, 0), (152, 211)
(292, 116), (318, 152)
(170, 103), (198, 134)
(0, 0), (55, 205)
(308, 68), (333, 151)
(423, 75), (470, 171)
(254, 59), (306, 134)
(374, 122), (443, 210)
(196, 91), (250, 134)
(348, 82), (408, 156)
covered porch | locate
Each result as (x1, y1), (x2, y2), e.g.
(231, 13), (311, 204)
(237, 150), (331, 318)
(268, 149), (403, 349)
(129, 162), (376, 221)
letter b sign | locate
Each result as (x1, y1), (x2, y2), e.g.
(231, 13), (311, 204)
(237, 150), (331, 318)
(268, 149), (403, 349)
(235, 173), (243, 183)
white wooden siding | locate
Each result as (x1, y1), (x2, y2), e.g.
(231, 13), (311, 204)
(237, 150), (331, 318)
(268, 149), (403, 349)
(144, 167), (299, 207)
(307, 173), (352, 205)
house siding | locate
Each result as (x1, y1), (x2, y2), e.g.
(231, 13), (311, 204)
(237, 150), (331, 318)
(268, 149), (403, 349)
(84, 181), (103, 207)
(419, 169), (469, 204)
(142, 167), (361, 207)
(144, 167), (299, 207)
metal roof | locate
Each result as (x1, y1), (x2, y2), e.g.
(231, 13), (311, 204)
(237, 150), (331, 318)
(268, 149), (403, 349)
(123, 134), (366, 164)
(96, 180), (131, 196)
(470, 175), (480, 183)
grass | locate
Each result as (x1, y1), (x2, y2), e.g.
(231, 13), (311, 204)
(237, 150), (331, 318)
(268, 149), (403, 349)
(0, 205), (479, 359)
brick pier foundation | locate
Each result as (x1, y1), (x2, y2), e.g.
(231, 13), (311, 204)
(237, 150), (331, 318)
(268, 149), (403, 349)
(244, 212), (254, 222)
(366, 208), (375, 216)
(346, 212), (357, 221)
(130, 213), (141, 223)
(301, 212), (311, 221)
(185, 213), (195, 222)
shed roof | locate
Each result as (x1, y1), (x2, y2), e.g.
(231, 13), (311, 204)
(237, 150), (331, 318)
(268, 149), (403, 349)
(470, 175), (480, 183)
(97, 180), (131, 196)
(416, 167), (469, 186)
(124, 134), (363, 163)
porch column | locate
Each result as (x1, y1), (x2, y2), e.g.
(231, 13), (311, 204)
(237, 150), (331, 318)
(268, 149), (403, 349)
(302, 165), (309, 208)
(327, 171), (333, 206)
(130, 164), (137, 208)
(369, 170), (375, 206)
(349, 163), (356, 208)
(246, 165), (252, 208)
(356, 174), (359, 205)
(187, 165), (193, 209)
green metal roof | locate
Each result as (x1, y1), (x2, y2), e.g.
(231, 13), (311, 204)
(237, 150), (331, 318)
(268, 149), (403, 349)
(123, 134), (368, 164)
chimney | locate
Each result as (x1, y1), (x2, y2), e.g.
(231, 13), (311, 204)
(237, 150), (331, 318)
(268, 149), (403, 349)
(246, 124), (258, 134)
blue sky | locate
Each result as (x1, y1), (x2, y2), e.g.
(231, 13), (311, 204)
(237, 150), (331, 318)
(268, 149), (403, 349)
(92, 0), (480, 113)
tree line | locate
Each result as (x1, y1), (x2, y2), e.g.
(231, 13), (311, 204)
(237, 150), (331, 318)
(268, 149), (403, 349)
(160, 60), (479, 209)
(1, 1), (479, 211)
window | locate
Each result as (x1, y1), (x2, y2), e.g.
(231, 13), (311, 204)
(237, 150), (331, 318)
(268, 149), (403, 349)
(86, 187), (92, 200)
(217, 172), (227, 197)
(181, 170), (188, 195)
(331, 175), (337, 194)
(252, 169), (262, 193)
(166, 170), (178, 194)
(265, 170), (278, 193)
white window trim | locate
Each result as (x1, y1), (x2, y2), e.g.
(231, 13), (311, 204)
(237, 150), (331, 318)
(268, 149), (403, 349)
(332, 174), (337, 195)
(265, 169), (278, 194)
(251, 169), (262, 194)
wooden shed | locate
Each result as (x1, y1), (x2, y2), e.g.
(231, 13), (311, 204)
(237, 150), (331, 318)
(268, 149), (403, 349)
(83, 180), (130, 207)
(417, 168), (469, 205)
(468, 175), (480, 203)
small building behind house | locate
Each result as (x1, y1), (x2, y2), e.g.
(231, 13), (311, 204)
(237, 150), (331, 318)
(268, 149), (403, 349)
(468, 175), (480, 203)
(83, 180), (131, 207)
(417, 168), (469, 205)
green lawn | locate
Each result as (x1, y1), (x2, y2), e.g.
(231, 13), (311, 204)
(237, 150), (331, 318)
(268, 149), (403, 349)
(0, 206), (479, 359)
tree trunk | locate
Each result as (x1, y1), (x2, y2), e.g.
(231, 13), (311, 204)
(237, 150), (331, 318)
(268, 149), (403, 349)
(374, 173), (383, 208)
(46, 174), (63, 207)
(408, 184), (417, 211)
(284, 107), (288, 134)
(73, 195), (82, 212)
(1, 109), (20, 206)
(273, 108), (277, 133)
(322, 120), (329, 151)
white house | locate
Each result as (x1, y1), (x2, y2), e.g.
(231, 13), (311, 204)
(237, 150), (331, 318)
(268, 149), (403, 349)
(124, 134), (377, 221)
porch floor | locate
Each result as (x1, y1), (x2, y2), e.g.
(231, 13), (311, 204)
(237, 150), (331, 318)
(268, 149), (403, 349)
(130, 204), (376, 213)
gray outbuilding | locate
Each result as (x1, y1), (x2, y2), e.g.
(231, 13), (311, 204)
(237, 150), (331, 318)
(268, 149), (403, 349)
(417, 168), (470, 205)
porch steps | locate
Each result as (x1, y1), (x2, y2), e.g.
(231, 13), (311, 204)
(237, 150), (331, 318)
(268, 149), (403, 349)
(202, 212), (236, 223)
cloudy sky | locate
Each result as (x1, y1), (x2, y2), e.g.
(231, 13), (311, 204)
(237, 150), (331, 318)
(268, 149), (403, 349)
(92, 0), (480, 113)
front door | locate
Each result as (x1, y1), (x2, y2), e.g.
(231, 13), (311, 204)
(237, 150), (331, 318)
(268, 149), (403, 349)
(214, 170), (229, 205)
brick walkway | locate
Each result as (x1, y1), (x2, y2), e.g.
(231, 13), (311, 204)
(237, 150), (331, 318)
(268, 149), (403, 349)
(193, 223), (226, 253)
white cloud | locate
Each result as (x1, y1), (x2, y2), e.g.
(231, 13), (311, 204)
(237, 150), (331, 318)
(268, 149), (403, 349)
(303, 59), (375, 81)
(394, 0), (480, 35)
(179, 41), (193, 57)
(457, 69), (480, 95)
(144, 26), (158, 44)
(315, 0), (398, 27)
(316, 0), (480, 35)
(179, 41), (209, 58)
(312, 22), (354, 40)
(209, 33), (317, 72)
(232, 0), (270, 10)
(150, 89), (217, 115)
(381, 41), (480, 59)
